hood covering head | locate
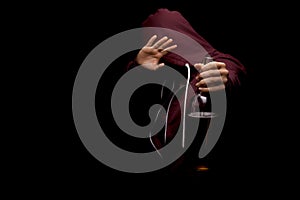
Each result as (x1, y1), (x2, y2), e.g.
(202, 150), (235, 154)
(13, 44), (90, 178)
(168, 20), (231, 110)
(141, 8), (214, 66)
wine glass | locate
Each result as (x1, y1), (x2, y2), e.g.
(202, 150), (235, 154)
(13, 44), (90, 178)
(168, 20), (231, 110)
(188, 56), (217, 118)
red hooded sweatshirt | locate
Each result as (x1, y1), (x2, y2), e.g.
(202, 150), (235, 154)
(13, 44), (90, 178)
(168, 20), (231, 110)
(125, 8), (247, 174)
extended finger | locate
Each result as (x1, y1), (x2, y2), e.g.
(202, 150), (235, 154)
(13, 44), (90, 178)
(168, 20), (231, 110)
(158, 38), (173, 49)
(142, 62), (164, 71)
(161, 44), (177, 54)
(152, 36), (168, 48)
(152, 63), (165, 71)
(145, 35), (158, 47)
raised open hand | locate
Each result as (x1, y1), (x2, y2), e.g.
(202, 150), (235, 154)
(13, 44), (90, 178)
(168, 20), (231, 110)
(136, 35), (177, 71)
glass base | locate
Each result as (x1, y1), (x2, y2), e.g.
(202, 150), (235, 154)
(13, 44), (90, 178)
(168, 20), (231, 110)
(188, 111), (217, 118)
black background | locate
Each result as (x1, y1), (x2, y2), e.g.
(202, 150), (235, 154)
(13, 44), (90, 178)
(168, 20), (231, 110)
(13, 0), (296, 191)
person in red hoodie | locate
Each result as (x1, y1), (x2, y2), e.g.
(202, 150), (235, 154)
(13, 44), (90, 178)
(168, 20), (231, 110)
(125, 8), (247, 175)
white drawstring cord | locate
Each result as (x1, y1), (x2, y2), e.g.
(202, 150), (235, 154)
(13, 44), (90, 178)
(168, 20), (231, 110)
(150, 63), (191, 155)
(164, 83), (184, 144)
(149, 131), (163, 158)
(183, 63), (191, 148)
(161, 80), (166, 99)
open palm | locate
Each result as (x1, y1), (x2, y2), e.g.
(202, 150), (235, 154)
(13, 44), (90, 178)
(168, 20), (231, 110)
(136, 35), (177, 70)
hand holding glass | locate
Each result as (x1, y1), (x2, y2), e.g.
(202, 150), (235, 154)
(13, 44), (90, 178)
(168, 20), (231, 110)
(188, 56), (217, 118)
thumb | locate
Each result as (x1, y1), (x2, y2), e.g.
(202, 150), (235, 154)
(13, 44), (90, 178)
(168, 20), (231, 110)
(194, 63), (204, 72)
